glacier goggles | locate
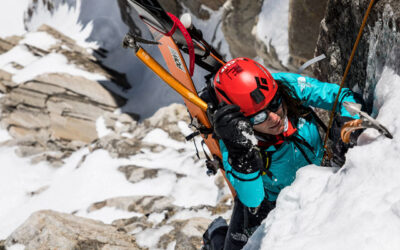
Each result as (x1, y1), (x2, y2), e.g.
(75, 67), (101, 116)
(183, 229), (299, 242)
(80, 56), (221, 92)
(249, 92), (283, 125)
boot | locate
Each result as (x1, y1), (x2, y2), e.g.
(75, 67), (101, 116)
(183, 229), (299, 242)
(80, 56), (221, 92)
(202, 216), (228, 250)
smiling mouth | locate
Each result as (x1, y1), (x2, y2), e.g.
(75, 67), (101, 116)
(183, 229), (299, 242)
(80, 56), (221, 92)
(269, 120), (282, 129)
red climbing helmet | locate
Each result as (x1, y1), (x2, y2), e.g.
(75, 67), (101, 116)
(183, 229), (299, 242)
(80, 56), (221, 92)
(213, 57), (278, 116)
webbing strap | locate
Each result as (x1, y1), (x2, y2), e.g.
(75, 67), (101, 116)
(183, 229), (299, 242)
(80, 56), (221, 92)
(292, 139), (313, 165)
(167, 13), (195, 76)
(297, 54), (326, 74)
(226, 170), (261, 182)
(164, 18), (178, 36)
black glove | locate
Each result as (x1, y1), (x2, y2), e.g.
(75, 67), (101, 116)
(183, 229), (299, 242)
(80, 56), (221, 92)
(213, 104), (253, 154)
(329, 115), (363, 167)
(212, 103), (263, 174)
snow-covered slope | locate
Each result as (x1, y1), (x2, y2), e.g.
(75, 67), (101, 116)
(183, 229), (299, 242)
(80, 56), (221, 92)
(0, 123), (225, 240)
(0, 2), (229, 245)
(246, 67), (400, 250)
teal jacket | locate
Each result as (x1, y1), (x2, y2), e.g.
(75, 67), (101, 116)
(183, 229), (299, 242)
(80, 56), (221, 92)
(220, 72), (359, 208)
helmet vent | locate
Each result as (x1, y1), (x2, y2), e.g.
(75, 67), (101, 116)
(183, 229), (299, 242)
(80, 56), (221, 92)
(215, 73), (220, 84)
(250, 88), (265, 104)
(215, 87), (234, 104)
(254, 62), (270, 79)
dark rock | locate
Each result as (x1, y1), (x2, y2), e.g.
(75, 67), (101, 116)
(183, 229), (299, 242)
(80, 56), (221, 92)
(143, 103), (191, 142)
(96, 135), (141, 158)
(86, 196), (176, 219)
(0, 38), (17, 54)
(175, 0), (226, 20)
(118, 165), (159, 183)
(118, 165), (186, 183)
(113, 215), (154, 234)
(222, 0), (263, 59)
(289, 0), (329, 67)
(158, 218), (211, 249)
(314, 0), (400, 111)
(158, 0), (181, 17)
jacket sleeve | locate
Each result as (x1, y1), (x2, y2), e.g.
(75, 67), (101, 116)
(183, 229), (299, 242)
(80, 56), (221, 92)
(220, 141), (265, 208)
(271, 72), (360, 118)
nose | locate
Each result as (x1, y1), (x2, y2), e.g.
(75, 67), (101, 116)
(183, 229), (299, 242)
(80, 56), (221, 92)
(267, 111), (280, 123)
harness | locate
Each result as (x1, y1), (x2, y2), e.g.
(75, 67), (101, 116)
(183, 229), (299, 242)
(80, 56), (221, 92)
(256, 109), (326, 178)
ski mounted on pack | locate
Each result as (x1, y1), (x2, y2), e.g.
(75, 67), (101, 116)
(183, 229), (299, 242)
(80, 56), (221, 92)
(127, 0), (224, 74)
(123, 0), (236, 195)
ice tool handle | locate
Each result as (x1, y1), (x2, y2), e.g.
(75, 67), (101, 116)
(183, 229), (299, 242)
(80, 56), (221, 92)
(343, 102), (393, 140)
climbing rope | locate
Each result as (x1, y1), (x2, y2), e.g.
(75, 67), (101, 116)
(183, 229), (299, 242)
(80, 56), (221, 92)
(323, 0), (377, 163)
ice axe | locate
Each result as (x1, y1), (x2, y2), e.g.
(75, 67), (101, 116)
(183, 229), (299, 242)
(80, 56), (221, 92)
(341, 102), (393, 143)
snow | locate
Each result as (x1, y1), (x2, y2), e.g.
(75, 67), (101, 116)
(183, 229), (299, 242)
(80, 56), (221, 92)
(0, 40), (105, 85)
(168, 208), (213, 222)
(171, 175), (218, 207)
(0, 144), (211, 238)
(167, 207), (231, 223)
(0, 46), (39, 74)
(246, 67), (400, 250)
(135, 225), (174, 249)
(0, 0), (30, 38)
(167, 241), (177, 250)
(128, 143), (220, 207)
(184, 4), (232, 61)
(76, 207), (142, 225)
(148, 211), (168, 224)
(12, 53), (106, 83)
(6, 244), (25, 250)
(255, 0), (290, 66)
(96, 116), (113, 138)
(0, 125), (221, 239)
(143, 129), (187, 150)
(26, 0), (97, 49)
(19, 32), (58, 51)
(0, 129), (13, 143)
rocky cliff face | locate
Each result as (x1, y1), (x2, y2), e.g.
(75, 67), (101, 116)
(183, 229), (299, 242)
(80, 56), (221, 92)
(0, 24), (133, 165)
(4, 210), (141, 249)
(221, 0), (263, 59)
(0, 25), (230, 248)
(314, 0), (400, 111)
(1, 101), (232, 249)
(289, 0), (329, 66)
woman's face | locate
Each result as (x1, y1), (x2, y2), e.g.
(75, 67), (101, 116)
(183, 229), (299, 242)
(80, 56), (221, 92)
(253, 102), (286, 135)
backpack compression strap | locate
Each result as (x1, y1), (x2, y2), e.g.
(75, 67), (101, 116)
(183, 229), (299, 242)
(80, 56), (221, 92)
(166, 13), (195, 76)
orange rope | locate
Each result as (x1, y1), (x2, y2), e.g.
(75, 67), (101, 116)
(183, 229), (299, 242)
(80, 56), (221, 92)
(323, 0), (376, 162)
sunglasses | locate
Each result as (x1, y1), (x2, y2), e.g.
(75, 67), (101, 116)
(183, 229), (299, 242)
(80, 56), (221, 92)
(249, 92), (283, 125)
